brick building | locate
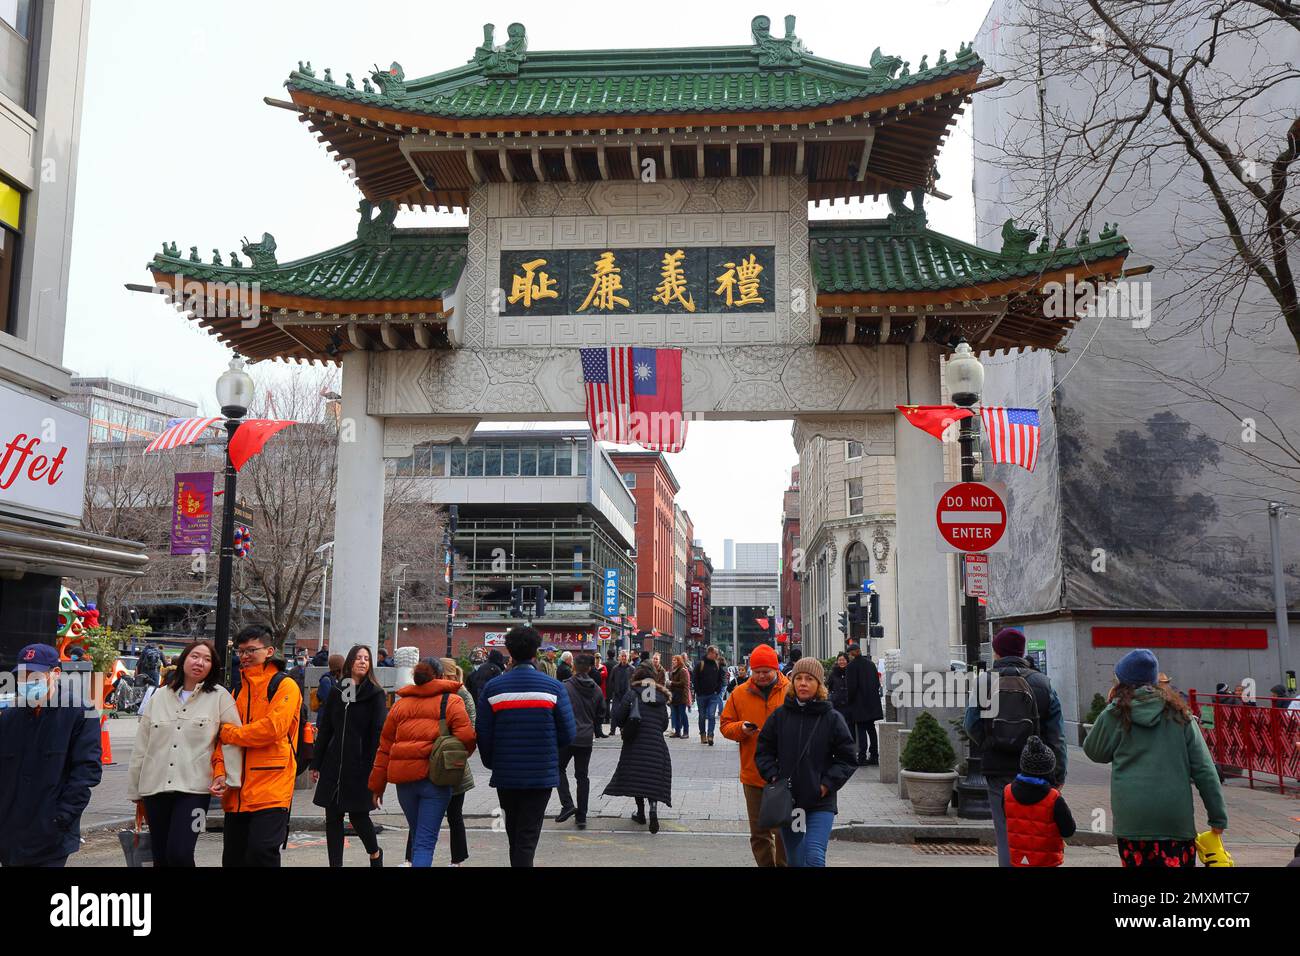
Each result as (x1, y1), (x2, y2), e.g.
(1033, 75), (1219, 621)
(780, 466), (802, 648)
(610, 451), (680, 655)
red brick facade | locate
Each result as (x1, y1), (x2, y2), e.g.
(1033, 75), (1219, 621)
(610, 452), (680, 642)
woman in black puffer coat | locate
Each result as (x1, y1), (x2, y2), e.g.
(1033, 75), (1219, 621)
(603, 665), (673, 832)
(755, 657), (857, 867)
(827, 653), (851, 725)
(310, 644), (388, 867)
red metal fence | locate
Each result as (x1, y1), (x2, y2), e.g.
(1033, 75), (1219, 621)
(1188, 691), (1300, 794)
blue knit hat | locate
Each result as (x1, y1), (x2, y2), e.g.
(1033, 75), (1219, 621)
(1115, 649), (1159, 687)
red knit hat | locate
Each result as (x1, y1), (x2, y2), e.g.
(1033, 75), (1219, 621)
(748, 644), (779, 670)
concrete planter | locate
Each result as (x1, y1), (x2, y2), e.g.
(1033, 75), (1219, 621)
(900, 770), (959, 816)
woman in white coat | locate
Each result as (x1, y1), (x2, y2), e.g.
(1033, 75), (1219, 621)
(127, 640), (241, 866)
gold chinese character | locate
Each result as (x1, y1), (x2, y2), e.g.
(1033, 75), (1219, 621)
(652, 249), (695, 312)
(507, 258), (560, 308)
(576, 251), (630, 312)
(714, 253), (766, 307)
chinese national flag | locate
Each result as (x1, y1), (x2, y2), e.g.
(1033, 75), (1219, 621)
(228, 419), (299, 471)
(896, 405), (973, 441)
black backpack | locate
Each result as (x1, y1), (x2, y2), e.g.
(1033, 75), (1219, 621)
(987, 668), (1040, 755)
(266, 671), (313, 774)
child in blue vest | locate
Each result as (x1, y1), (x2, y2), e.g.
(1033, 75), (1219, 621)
(1004, 736), (1076, 867)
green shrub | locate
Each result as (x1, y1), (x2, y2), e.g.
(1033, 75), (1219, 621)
(901, 711), (956, 773)
(1083, 692), (1108, 724)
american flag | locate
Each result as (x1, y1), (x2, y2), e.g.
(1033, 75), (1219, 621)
(143, 416), (222, 454)
(580, 347), (686, 453)
(980, 406), (1040, 472)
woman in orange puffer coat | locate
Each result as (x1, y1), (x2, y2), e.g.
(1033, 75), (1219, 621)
(368, 661), (475, 867)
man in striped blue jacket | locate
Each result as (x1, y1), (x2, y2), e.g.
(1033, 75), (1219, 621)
(476, 625), (575, 867)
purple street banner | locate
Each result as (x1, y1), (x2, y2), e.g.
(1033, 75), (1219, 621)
(170, 471), (214, 555)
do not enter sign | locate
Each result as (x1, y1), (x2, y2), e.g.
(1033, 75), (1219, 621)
(935, 482), (1008, 553)
(597, 625), (613, 640)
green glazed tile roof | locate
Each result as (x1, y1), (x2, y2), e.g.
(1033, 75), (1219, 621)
(809, 220), (1130, 294)
(287, 40), (982, 119)
(149, 229), (467, 302)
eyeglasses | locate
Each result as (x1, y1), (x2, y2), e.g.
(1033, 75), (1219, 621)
(236, 646), (269, 657)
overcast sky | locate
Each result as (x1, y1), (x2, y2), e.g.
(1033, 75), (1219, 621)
(65, 0), (993, 564)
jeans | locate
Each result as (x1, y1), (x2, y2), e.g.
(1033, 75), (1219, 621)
(671, 704), (689, 735)
(697, 693), (721, 736)
(987, 778), (1012, 868)
(142, 791), (210, 867)
(446, 792), (468, 864)
(396, 779), (452, 868)
(498, 787), (551, 867)
(222, 807), (289, 868)
(323, 806), (379, 868)
(556, 745), (592, 821)
(780, 809), (835, 867)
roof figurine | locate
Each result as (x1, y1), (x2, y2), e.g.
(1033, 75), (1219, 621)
(370, 61), (405, 95)
(189, 246), (200, 262)
(1000, 218), (1039, 257)
(473, 22), (528, 76)
(362, 76), (374, 93)
(751, 14), (808, 68)
(1099, 222), (1119, 240)
(868, 46), (903, 78)
(886, 187), (927, 231)
(211, 248), (223, 265)
(356, 199), (398, 244)
(296, 60), (314, 77)
(345, 72), (355, 90)
(228, 252), (242, 268)
(241, 233), (277, 268)
(323, 67), (334, 84)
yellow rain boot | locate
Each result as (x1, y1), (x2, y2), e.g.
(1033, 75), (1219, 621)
(1194, 830), (1234, 867)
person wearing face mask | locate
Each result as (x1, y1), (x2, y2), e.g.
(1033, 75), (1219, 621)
(127, 640), (242, 867)
(754, 658), (857, 867)
(0, 644), (103, 867)
(719, 644), (790, 866)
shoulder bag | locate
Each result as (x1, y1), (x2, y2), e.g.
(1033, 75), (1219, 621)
(758, 713), (824, 830)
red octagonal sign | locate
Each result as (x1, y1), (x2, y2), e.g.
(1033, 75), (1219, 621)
(935, 482), (1007, 553)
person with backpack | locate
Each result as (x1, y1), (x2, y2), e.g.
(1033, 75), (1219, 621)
(556, 653), (606, 829)
(693, 645), (727, 745)
(128, 640), (241, 867)
(316, 654), (344, 724)
(1004, 736), (1076, 867)
(603, 664), (673, 832)
(845, 643), (883, 765)
(137, 642), (163, 688)
(310, 644), (387, 868)
(1084, 649), (1227, 868)
(963, 627), (1066, 868)
(218, 625), (306, 867)
(754, 658), (857, 867)
(475, 625), (575, 867)
(369, 660), (475, 867)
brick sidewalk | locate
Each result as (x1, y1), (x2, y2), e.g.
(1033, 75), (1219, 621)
(89, 715), (1299, 849)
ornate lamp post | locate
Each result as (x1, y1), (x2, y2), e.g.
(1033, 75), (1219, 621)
(214, 357), (254, 685)
(945, 339), (991, 819)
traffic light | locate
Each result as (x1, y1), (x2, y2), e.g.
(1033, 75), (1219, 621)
(837, 611), (849, 635)
(535, 587), (548, 618)
(868, 591), (880, 627)
(510, 587), (523, 618)
(847, 592), (864, 624)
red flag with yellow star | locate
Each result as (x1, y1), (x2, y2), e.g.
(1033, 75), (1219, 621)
(896, 405), (974, 440)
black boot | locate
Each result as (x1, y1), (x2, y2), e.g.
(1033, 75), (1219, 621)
(370, 847), (384, 868)
(649, 808), (660, 834)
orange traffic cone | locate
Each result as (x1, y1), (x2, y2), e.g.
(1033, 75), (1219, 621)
(100, 713), (114, 765)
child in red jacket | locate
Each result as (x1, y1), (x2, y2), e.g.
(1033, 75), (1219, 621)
(1004, 736), (1076, 867)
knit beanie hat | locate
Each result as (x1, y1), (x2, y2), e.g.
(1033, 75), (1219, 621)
(992, 627), (1026, 658)
(748, 644), (779, 670)
(1019, 735), (1056, 777)
(791, 656), (825, 686)
(1115, 648), (1159, 687)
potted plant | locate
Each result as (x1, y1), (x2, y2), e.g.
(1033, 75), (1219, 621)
(1080, 693), (1107, 745)
(899, 711), (958, 816)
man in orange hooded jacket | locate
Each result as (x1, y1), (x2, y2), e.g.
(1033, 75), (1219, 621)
(219, 625), (302, 867)
(720, 643), (790, 867)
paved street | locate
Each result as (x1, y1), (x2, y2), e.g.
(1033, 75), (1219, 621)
(77, 714), (1300, 866)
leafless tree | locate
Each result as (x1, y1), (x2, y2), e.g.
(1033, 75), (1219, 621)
(978, 0), (1299, 356)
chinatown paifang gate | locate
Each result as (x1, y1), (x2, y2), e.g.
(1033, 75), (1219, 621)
(145, 16), (1130, 671)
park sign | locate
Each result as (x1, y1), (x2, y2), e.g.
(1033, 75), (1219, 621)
(0, 381), (89, 525)
(935, 481), (1008, 553)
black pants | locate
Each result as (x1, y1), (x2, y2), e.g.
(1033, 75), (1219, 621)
(853, 720), (878, 761)
(497, 787), (551, 868)
(556, 745), (592, 820)
(142, 792), (210, 867)
(324, 806), (379, 868)
(446, 792), (468, 864)
(221, 807), (289, 868)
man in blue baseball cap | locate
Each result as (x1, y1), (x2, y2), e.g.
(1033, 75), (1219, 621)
(0, 644), (103, 866)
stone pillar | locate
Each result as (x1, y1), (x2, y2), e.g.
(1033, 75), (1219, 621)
(892, 344), (952, 674)
(329, 351), (385, 656)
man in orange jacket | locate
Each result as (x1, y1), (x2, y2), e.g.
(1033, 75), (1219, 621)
(219, 625), (302, 867)
(720, 643), (789, 867)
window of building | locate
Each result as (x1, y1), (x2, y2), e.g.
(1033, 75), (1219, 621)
(450, 444), (467, 476)
(413, 445), (433, 476)
(846, 478), (863, 516)
(90, 424), (107, 442)
(483, 442), (502, 477)
(846, 440), (863, 460)
(555, 441), (572, 476)
(538, 443), (555, 476)
(845, 541), (870, 593)
(502, 443), (520, 476)
(520, 444), (537, 476)
(622, 471), (636, 488)
(576, 441), (588, 476)
(0, 0), (34, 111)
(430, 446), (446, 476)
(467, 445), (484, 476)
